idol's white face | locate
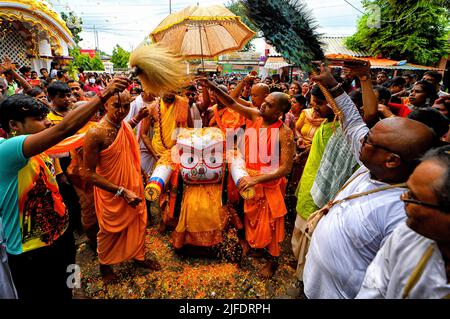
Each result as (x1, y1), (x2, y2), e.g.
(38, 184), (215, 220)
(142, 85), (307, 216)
(176, 129), (224, 184)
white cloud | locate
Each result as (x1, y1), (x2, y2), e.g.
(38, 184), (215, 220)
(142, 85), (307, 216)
(48, 0), (364, 55)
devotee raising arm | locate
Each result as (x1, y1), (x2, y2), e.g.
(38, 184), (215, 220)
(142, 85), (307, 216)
(203, 79), (294, 192)
(202, 79), (259, 122)
(0, 57), (32, 94)
(230, 74), (256, 108)
(195, 82), (212, 113)
(16, 76), (129, 159)
(343, 61), (379, 126)
(302, 64), (436, 299)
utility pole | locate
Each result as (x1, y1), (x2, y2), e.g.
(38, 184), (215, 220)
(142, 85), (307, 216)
(92, 25), (100, 51)
(96, 28), (99, 51)
(93, 25), (98, 51)
(169, 0), (172, 14)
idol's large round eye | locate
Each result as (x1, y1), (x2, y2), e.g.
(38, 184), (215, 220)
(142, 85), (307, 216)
(204, 153), (222, 168)
(180, 151), (199, 169)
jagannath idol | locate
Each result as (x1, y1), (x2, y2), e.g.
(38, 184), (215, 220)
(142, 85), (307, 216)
(145, 127), (254, 258)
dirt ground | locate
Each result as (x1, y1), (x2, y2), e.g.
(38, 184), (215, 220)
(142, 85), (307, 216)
(73, 203), (305, 300)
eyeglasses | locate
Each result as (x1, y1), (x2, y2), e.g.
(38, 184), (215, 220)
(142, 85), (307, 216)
(400, 190), (444, 211)
(185, 93), (196, 97)
(362, 133), (402, 157)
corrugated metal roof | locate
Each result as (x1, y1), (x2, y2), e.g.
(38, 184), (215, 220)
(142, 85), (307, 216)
(264, 56), (291, 69)
(219, 61), (261, 65)
(360, 58), (443, 71)
(321, 36), (370, 57)
(370, 64), (442, 71)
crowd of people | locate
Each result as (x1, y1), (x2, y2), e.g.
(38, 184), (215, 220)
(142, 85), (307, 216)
(0, 56), (449, 300)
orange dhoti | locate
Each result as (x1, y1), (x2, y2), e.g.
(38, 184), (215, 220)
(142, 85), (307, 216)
(244, 178), (286, 257)
(94, 122), (147, 265)
(244, 118), (286, 257)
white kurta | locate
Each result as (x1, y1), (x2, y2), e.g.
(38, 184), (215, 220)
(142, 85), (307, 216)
(356, 223), (450, 299)
(303, 93), (407, 299)
(126, 95), (155, 175)
(190, 103), (203, 128)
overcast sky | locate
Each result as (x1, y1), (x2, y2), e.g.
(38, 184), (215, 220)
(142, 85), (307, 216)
(48, 0), (364, 55)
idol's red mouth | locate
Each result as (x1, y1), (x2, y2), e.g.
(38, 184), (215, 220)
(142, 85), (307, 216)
(183, 172), (220, 184)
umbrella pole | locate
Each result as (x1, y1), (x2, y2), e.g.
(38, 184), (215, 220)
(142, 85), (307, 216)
(199, 24), (205, 73)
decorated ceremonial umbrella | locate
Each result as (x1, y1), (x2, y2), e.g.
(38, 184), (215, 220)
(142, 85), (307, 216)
(150, 4), (255, 71)
(242, 0), (347, 116)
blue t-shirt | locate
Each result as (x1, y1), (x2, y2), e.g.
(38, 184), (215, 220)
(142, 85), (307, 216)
(0, 136), (69, 255)
(0, 136), (28, 255)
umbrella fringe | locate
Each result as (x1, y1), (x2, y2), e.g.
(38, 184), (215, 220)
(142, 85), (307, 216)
(150, 4), (256, 57)
(152, 16), (255, 39)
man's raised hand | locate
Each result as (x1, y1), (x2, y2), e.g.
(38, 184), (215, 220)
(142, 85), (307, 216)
(103, 76), (129, 97)
(342, 60), (371, 79)
(310, 64), (339, 89)
(0, 57), (14, 74)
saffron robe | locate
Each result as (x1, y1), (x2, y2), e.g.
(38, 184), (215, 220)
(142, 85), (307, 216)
(94, 122), (147, 265)
(244, 118), (286, 257)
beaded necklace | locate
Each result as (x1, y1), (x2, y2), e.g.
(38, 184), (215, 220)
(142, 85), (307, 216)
(104, 115), (121, 130)
(157, 98), (170, 150)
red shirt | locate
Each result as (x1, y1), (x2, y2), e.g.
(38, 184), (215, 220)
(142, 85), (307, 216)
(388, 102), (412, 117)
(85, 84), (101, 94)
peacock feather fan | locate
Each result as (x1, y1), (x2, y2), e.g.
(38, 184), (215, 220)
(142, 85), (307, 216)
(242, 0), (324, 70)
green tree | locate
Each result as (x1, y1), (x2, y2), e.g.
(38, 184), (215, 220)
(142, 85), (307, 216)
(345, 0), (450, 66)
(111, 45), (131, 69)
(67, 48), (104, 78)
(61, 11), (83, 45)
(225, 0), (257, 52)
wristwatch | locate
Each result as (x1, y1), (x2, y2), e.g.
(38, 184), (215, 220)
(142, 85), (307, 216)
(328, 83), (342, 92)
(329, 83), (345, 98)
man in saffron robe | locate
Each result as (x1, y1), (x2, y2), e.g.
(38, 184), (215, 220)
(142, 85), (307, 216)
(202, 80), (294, 278)
(83, 91), (161, 282)
(140, 93), (191, 231)
(141, 93), (190, 159)
(205, 85), (245, 132)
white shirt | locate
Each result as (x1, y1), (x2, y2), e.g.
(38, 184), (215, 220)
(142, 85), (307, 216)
(50, 69), (58, 78)
(190, 103), (203, 128)
(356, 223), (450, 299)
(126, 95), (151, 152)
(303, 93), (407, 299)
(125, 94), (143, 126)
